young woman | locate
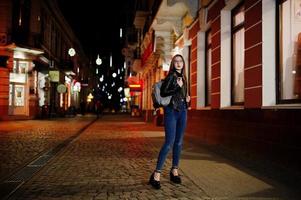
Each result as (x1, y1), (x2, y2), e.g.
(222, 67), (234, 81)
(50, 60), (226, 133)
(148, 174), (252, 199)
(149, 54), (190, 189)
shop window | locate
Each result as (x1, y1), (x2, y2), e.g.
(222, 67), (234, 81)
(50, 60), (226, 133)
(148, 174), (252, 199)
(205, 30), (212, 106)
(10, 60), (28, 109)
(13, 60), (28, 74)
(231, 2), (245, 104)
(14, 85), (25, 106)
(277, 0), (301, 103)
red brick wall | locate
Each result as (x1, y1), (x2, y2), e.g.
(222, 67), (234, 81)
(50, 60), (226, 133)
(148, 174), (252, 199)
(0, 67), (9, 119)
(189, 20), (200, 109)
(244, 0), (262, 108)
(0, 50), (12, 120)
(0, 0), (12, 119)
(208, 0), (225, 108)
(207, 0), (262, 108)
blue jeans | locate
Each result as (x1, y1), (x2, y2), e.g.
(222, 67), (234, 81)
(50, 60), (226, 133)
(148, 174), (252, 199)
(155, 101), (187, 171)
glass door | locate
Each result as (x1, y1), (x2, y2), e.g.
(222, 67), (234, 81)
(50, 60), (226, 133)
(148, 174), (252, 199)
(9, 60), (28, 115)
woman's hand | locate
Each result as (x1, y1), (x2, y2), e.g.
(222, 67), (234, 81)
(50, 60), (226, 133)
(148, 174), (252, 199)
(177, 77), (183, 87)
(186, 95), (191, 103)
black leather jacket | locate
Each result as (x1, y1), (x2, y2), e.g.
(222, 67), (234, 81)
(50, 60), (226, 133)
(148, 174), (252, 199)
(160, 72), (187, 111)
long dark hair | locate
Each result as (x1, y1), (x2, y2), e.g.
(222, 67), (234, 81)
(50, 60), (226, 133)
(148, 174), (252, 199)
(168, 54), (187, 81)
(168, 54), (188, 95)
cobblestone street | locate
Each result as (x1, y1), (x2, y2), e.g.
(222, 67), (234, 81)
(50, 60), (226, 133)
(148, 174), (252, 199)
(0, 116), (95, 181)
(1, 114), (299, 200)
(2, 115), (206, 200)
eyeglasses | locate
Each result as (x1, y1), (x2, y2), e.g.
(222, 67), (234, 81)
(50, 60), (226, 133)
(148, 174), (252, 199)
(174, 60), (183, 63)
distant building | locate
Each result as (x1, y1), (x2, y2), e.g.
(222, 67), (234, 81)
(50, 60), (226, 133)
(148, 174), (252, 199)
(0, 0), (88, 120)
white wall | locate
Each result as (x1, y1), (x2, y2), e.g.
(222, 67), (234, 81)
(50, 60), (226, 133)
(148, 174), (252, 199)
(220, 9), (231, 107)
(197, 31), (206, 108)
(262, 0), (276, 106)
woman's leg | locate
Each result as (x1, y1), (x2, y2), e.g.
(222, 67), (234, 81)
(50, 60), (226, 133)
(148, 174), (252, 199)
(172, 109), (187, 168)
(155, 107), (177, 171)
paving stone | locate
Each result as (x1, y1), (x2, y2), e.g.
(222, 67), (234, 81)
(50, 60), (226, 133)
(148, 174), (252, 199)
(7, 115), (296, 200)
(0, 116), (95, 180)
(6, 115), (206, 199)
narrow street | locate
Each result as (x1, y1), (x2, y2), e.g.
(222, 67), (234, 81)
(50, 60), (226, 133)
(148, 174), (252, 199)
(0, 114), (299, 200)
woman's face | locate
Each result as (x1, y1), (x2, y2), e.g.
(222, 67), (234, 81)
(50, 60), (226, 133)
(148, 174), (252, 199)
(173, 56), (184, 71)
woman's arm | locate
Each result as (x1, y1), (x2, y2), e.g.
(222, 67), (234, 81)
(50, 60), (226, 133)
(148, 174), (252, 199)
(160, 74), (181, 97)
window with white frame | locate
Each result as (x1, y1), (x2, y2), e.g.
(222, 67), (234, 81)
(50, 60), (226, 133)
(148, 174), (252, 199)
(205, 30), (212, 106)
(231, 3), (245, 104)
(277, 0), (301, 103)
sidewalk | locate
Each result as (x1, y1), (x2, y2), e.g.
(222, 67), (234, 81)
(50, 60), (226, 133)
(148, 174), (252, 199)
(180, 137), (300, 200)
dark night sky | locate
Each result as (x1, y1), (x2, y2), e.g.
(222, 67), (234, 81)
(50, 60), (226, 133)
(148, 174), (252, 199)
(57, 1), (136, 58)
(57, 1), (137, 108)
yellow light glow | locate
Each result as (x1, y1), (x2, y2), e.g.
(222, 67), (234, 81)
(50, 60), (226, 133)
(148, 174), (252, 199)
(129, 84), (141, 88)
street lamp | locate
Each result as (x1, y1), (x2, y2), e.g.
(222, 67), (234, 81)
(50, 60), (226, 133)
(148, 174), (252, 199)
(99, 75), (104, 82)
(96, 54), (102, 65)
(68, 48), (76, 57)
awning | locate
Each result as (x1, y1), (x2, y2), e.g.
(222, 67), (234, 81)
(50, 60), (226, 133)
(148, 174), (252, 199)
(2, 43), (44, 55)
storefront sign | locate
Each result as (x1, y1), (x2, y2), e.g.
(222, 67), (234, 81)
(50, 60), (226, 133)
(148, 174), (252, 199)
(57, 84), (67, 93)
(49, 71), (59, 82)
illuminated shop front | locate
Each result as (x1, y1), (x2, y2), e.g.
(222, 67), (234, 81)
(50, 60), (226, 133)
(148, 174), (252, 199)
(63, 75), (72, 110)
(9, 59), (31, 115)
(7, 45), (43, 118)
(71, 80), (81, 109)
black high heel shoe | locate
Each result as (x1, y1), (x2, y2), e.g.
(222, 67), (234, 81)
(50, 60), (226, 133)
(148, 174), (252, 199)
(148, 172), (161, 189)
(170, 169), (181, 184)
